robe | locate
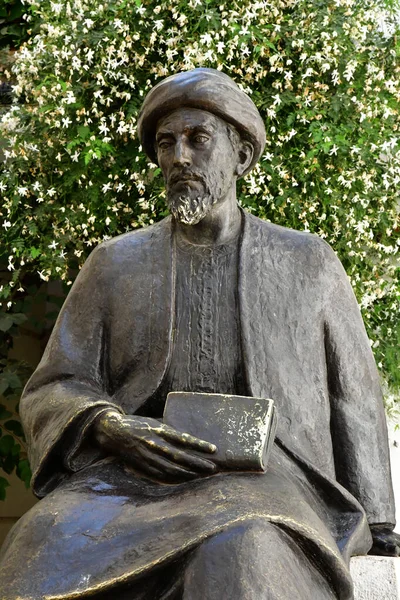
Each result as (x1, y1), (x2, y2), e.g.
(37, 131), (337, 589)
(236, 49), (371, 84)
(0, 210), (395, 599)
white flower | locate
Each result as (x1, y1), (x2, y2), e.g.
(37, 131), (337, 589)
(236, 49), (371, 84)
(62, 117), (72, 128)
(48, 240), (59, 250)
(116, 121), (128, 135)
(272, 94), (281, 106)
(17, 186), (29, 196)
(153, 20), (164, 31)
(47, 188), (57, 197)
(38, 270), (49, 281)
(263, 152), (274, 161)
(102, 183), (112, 193)
(331, 69), (340, 85)
(50, 2), (63, 15)
(99, 123), (110, 136)
(65, 91), (76, 104)
(302, 68), (314, 79)
(329, 144), (339, 155)
(2, 221), (11, 229)
(200, 32), (213, 46)
(85, 49), (95, 64)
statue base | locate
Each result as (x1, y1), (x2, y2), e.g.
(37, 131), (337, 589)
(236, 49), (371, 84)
(351, 556), (400, 599)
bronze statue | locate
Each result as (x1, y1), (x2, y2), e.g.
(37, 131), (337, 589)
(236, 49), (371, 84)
(0, 68), (398, 600)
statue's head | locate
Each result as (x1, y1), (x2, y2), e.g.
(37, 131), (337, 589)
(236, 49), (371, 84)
(138, 68), (266, 225)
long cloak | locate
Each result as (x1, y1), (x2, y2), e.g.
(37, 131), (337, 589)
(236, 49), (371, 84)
(0, 211), (395, 599)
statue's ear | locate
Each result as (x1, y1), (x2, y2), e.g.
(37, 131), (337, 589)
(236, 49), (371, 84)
(236, 140), (254, 177)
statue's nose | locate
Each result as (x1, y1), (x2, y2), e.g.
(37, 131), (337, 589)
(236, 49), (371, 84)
(173, 139), (191, 167)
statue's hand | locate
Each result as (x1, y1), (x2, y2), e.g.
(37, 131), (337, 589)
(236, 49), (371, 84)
(368, 524), (400, 557)
(92, 410), (218, 482)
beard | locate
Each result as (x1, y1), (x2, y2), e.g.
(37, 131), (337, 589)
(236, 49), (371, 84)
(167, 191), (217, 225)
(166, 172), (220, 225)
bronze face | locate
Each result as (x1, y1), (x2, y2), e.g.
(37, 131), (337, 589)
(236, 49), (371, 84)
(156, 108), (240, 225)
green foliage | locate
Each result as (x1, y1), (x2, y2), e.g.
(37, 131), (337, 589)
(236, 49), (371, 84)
(0, 315), (32, 492)
(0, 301), (32, 491)
(0, 0), (31, 50)
(0, 281), (67, 496)
(0, 0), (400, 497)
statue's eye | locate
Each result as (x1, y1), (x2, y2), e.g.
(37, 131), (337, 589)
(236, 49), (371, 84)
(158, 139), (173, 150)
(193, 134), (209, 144)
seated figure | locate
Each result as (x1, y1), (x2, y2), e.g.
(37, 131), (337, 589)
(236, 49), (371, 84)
(0, 68), (398, 600)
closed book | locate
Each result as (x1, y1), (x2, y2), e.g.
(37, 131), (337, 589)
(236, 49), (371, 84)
(163, 392), (277, 472)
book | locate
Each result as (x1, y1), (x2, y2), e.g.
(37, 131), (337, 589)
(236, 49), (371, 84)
(163, 392), (277, 472)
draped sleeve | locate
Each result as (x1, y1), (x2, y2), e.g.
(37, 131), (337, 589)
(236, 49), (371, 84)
(322, 242), (395, 526)
(20, 243), (123, 497)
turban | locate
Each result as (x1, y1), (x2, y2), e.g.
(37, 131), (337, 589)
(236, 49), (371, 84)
(137, 68), (266, 177)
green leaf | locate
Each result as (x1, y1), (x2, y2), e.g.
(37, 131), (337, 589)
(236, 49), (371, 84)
(0, 371), (22, 392)
(30, 247), (41, 258)
(77, 125), (90, 139)
(12, 443), (21, 457)
(0, 405), (12, 420)
(2, 452), (18, 473)
(0, 314), (14, 332)
(0, 476), (10, 501)
(9, 2), (26, 21)
(0, 312), (27, 331)
(0, 435), (14, 456)
(17, 459), (31, 488)
(4, 420), (24, 438)
(11, 313), (27, 325)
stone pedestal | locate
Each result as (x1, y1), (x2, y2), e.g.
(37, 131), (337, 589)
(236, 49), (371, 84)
(351, 556), (400, 599)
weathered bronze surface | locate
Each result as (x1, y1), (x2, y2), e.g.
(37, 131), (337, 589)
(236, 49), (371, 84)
(0, 68), (398, 600)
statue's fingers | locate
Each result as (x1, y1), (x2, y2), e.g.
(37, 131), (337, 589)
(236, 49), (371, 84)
(129, 459), (165, 481)
(138, 446), (198, 480)
(145, 437), (216, 473)
(159, 426), (217, 453)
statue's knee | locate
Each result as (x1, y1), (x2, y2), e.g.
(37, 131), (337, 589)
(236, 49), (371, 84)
(197, 518), (278, 560)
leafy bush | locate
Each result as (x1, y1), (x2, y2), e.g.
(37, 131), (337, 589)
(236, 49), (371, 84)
(0, 0), (399, 494)
(0, 310), (31, 500)
(0, 0), (34, 50)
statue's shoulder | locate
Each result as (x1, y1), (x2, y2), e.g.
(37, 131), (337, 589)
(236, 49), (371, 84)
(244, 211), (338, 270)
(88, 216), (172, 266)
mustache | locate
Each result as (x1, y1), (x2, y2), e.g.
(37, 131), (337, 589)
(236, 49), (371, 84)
(168, 170), (206, 186)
